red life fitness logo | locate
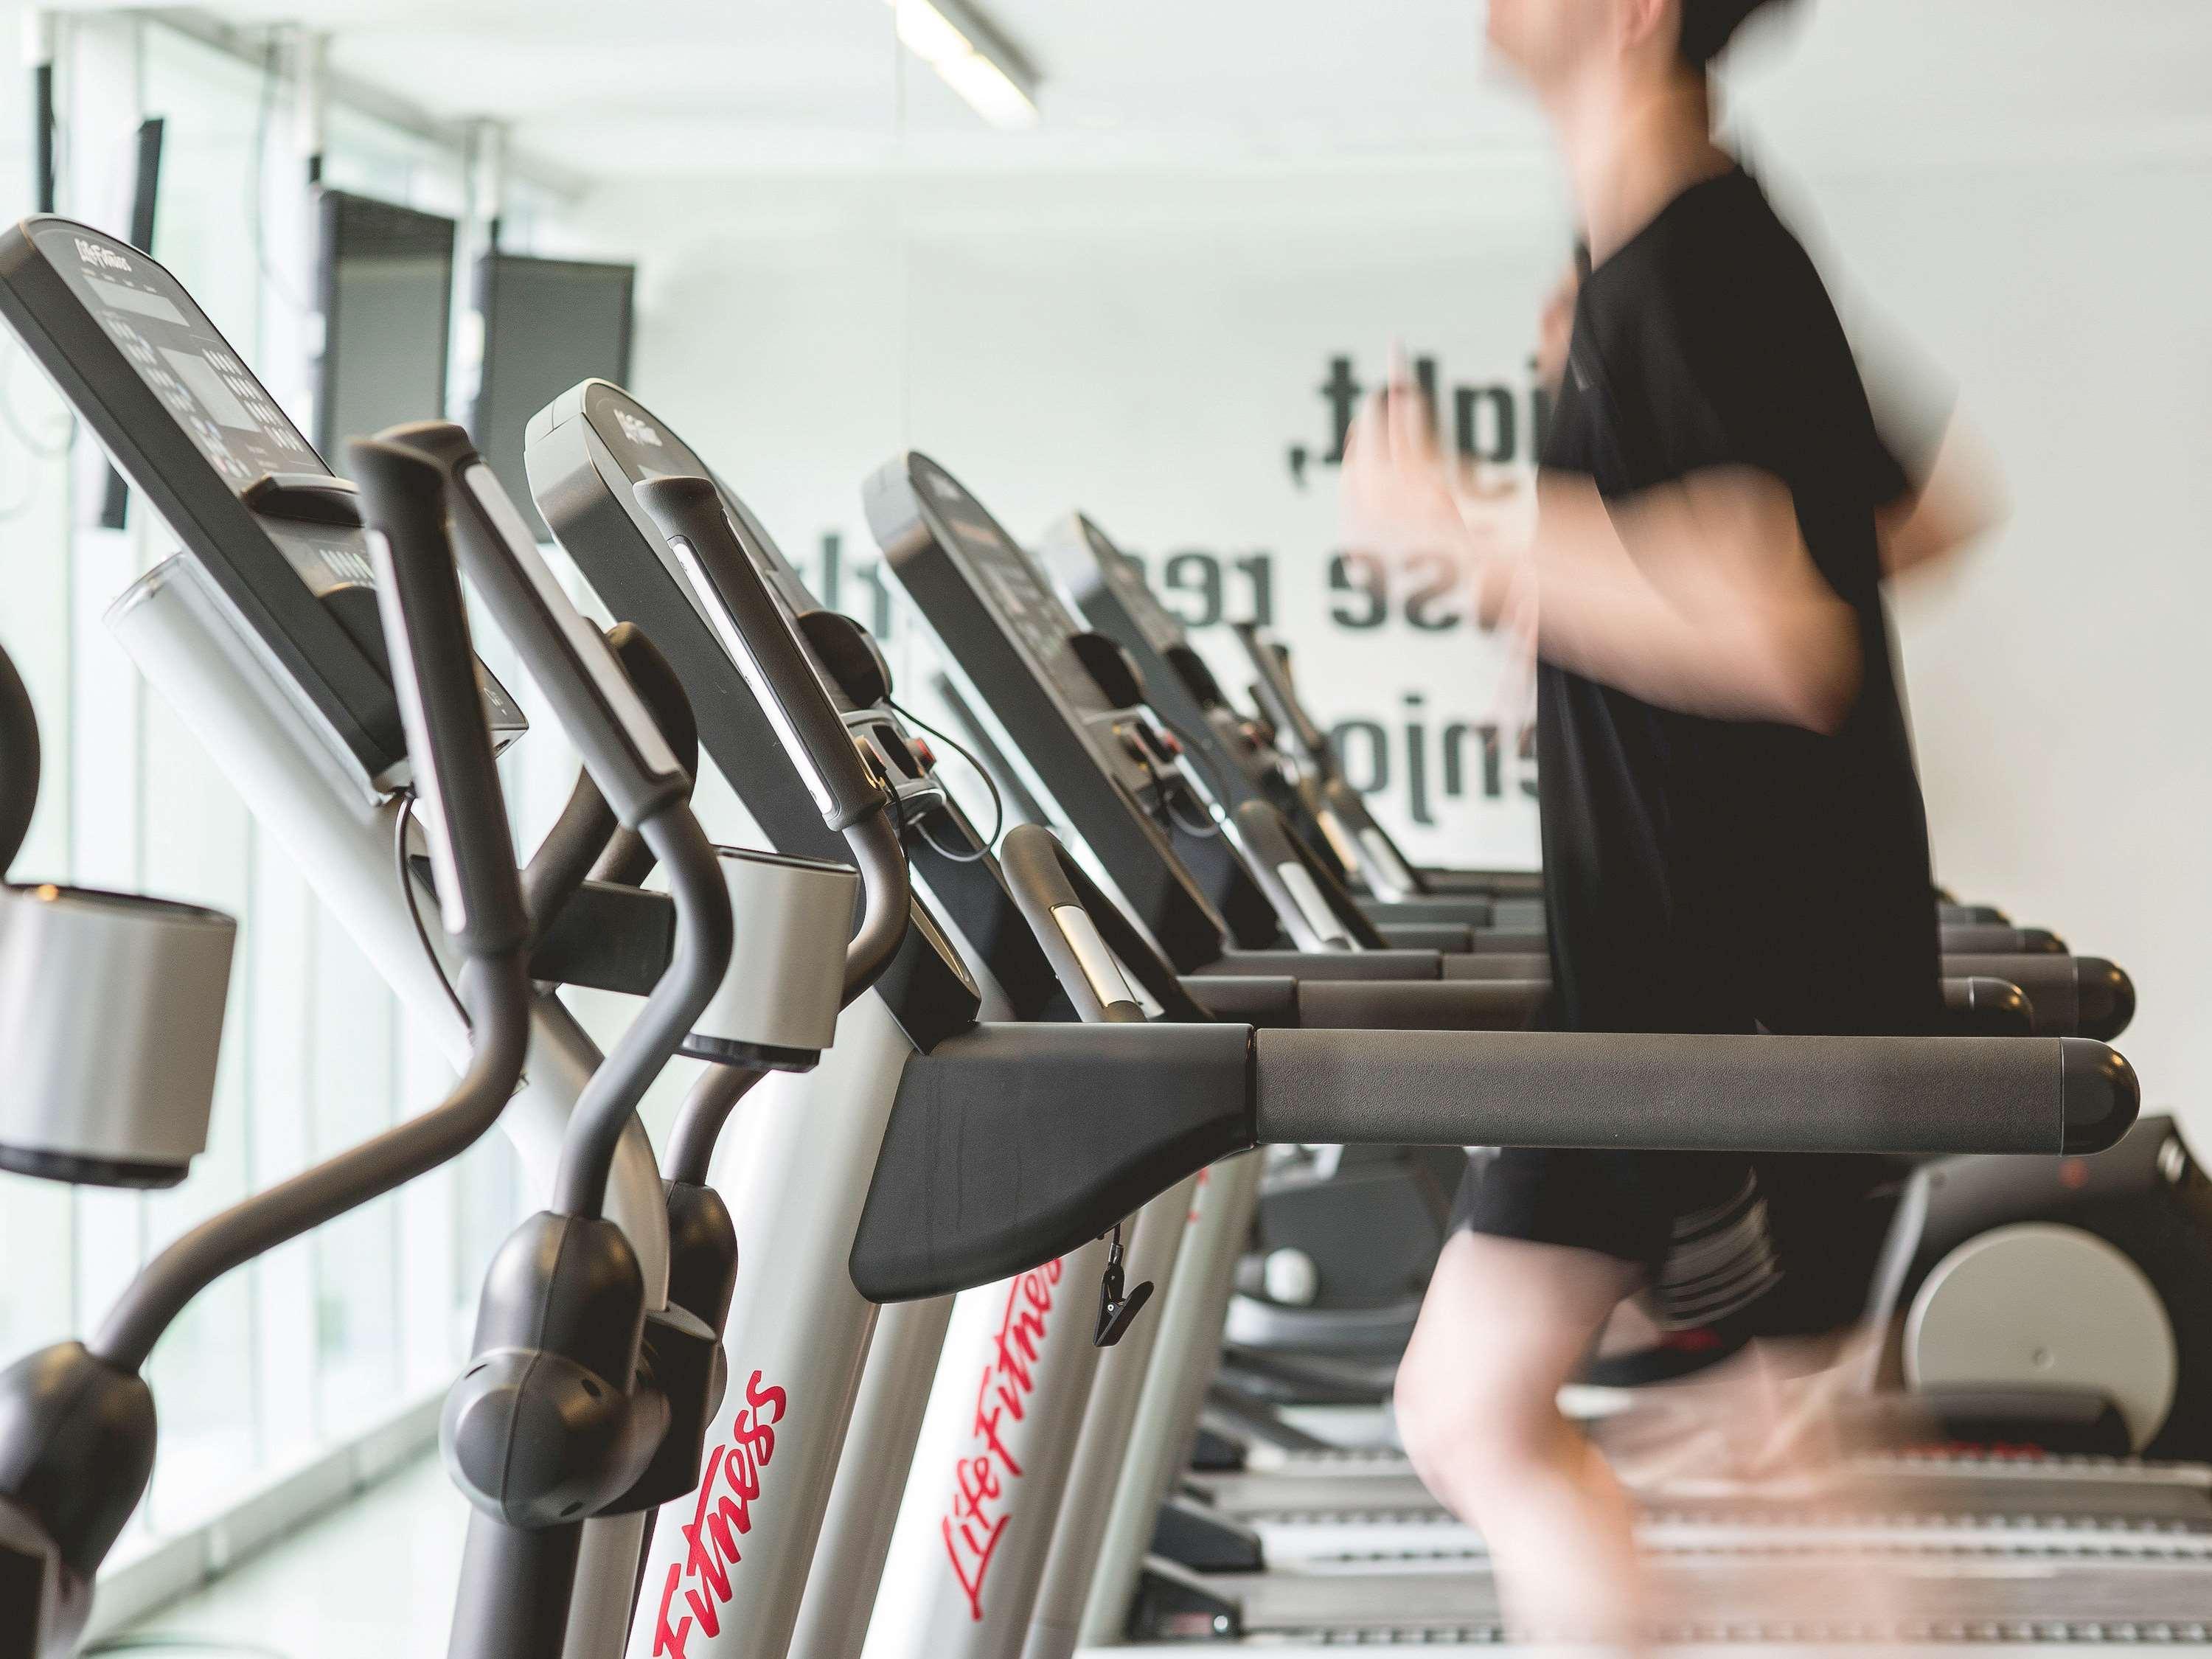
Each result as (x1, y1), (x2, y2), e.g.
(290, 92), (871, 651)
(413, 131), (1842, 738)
(942, 1258), (1065, 1620)
(651, 1371), (788, 1658)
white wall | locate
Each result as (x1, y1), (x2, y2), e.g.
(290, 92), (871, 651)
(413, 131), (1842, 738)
(580, 147), (2212, 1131)
(585, 164), (1572, 866)
(1812, 159), (2212, 1131)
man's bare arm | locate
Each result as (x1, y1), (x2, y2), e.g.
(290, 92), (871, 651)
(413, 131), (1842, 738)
(1344, 377), (1860, 734)
(1513, 471), (1861, 734)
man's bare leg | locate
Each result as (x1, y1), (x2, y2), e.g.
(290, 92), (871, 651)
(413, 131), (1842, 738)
(1395, 1231), (1649, 1645)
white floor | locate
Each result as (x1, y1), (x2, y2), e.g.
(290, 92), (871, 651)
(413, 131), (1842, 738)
(105, 1450), (2163, 1659)
(110, 1453), (467, 1658)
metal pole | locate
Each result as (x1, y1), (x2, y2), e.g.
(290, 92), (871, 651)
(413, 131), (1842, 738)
(1079, 1152), (1262, 1646)
(25, 10), (55, 213)
(786, 1293), (955, 1659)
(624, 993), (917, 1659)
(858, 1235), (1112, 1659)
(1020, 1177), (1200, 1659)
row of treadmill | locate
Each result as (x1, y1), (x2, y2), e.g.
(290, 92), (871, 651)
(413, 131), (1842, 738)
(0, 209), (2201, 1658)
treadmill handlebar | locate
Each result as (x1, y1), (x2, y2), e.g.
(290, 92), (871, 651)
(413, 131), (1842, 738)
(999, 825), (1147, 1022)
(1293, 977), (1545, 1032)
(850, 1020), (2139, 1300)
(1230, 799), (1386, 949)
(633, 476), (890, 832)
(999, 824), (1208, 1022)
(1941, 975), (2034, 1037)
(1249, 1029), (2138, 1158)
(375, 421), (691, 831)
(1945, 953), (2137, 1043)
(347, 438), (529, 959)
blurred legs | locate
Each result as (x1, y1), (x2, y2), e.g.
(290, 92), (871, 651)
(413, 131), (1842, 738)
(1396, 1231), (1647, 1646)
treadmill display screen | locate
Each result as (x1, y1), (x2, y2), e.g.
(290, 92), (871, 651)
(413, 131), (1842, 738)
(1, 217), (526, 784)
(1082, 521), (1192, 656)
(84, 274), (187, 326)
(909, 457), (1117, 719)
(875, 453), (1239, 963)
(36, 220), (317, 492)
(527, 380), (992, 1037)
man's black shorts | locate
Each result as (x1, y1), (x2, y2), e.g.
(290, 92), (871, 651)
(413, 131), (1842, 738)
(1450, 1147), (1898, 1338)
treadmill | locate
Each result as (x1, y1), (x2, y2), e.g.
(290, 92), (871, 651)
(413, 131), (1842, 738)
(1227, 609), (1538, 908)
(1022, 521), (2206, 1477)
(1036, 510), (1545, 936)
(867, 453), (1549, 977)
(7, 223), (2166, 1655)
(1031, 509), (2148, 1423)
(852, 459), (2212, 1645)
(513, 395), (2177, 1649)
(905, 490), (2109, 1006)
(501, 402), (2134, 1658)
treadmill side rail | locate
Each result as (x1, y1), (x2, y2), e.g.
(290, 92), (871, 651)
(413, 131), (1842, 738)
(854, 1026), (2137, 1301)
(1253, 1029), (2138, 1158)
(849, 1021), (1256, 1303)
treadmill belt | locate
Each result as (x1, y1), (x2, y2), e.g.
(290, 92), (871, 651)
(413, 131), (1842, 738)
(1259, 1513), (2212, 1570)
(1203, 1553), (2212, 1644)
(1194, 1457), (2212, 1531)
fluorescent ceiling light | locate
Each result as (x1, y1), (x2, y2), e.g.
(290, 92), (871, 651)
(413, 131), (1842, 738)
(885, 0), (1040, 130)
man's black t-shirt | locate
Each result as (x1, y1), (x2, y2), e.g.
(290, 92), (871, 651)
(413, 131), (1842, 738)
(1454, 167), (1945, 1319)
(1537, 167), (1943, 1040)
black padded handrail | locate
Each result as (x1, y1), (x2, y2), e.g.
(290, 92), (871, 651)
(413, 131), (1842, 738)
(851, 1021), (2139, 1299)
(1251, 1028), (2136, 1157)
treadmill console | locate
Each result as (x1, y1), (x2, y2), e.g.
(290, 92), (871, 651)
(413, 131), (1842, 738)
(1060, 517), (1188, 660)
(866, 453), (1246, 970)
(1229, 619), (1425, 897)
(0, 216), (525, 790)
(1040, 512), (1297, 821)
(874, 458), (1182, 821)
(1231, 620), (1332, 778)
(526, 381), (1018, 1043)
(529, 381), (950, 839)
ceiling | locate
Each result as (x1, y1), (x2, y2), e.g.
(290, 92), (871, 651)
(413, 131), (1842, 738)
(73, 1), (2212, 182)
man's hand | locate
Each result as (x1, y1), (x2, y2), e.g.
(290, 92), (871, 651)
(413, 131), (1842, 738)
(1340, 355), (1535, 622)
(1340, 356), (1484, 560)
(1877, 414), (2007, 582)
